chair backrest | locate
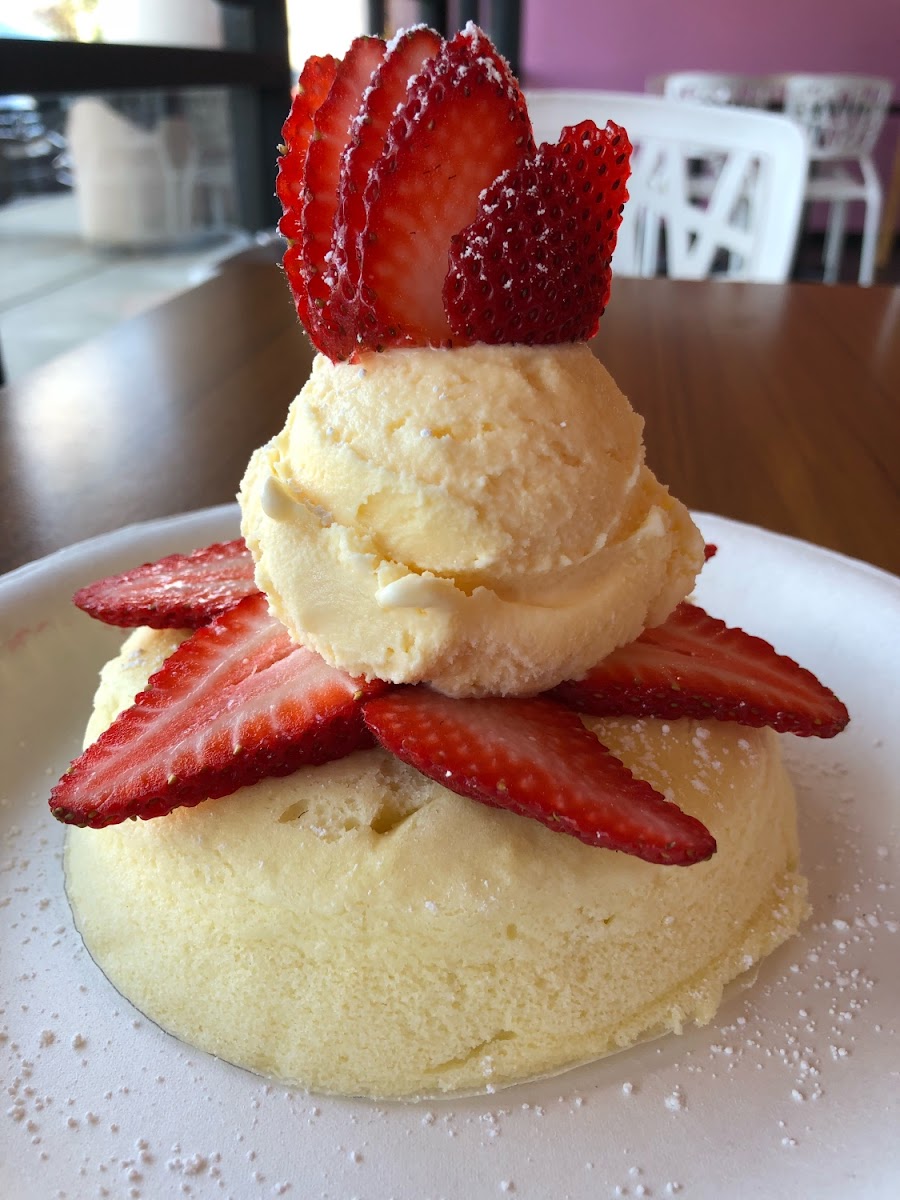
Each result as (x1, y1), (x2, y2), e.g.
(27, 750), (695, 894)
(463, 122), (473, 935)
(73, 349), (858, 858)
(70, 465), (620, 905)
(781, 74), (892, 160)
(656, 71), (782, 110)
(526, 90), (808, 283)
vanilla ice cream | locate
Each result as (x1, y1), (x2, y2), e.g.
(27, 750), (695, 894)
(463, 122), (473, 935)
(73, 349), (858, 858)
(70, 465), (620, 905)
(240, 342), (704, 697)
(66, 628), (808, 1099)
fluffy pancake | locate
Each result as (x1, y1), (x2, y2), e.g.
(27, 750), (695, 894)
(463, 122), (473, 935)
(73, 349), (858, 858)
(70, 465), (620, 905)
(66, 627), (808, 1099)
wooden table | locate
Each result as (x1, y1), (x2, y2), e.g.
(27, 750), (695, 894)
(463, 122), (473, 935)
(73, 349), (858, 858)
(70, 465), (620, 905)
(1, 264), (898, 577)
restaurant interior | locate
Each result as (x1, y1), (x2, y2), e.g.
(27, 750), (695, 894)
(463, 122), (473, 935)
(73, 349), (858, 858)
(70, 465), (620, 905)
(1, 6), (898, 1199)
(0, 0), (897, 383)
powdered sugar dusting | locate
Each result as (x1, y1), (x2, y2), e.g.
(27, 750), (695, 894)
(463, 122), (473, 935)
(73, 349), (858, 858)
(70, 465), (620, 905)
(2, 514), (898, 1196)
(384, 23), (430, 56)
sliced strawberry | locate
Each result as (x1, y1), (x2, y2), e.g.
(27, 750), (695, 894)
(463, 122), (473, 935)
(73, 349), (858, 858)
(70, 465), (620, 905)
(51, 594), (388, 828)
(551, 602), (849, 738)
(277, 54), (338, 244)
(364, 688), (716, 866)
(353, 25), (534, 351)
(325, 25), (444, 357)
(444, 119), (630, 344)
(282, 240), (306, 323)
(300, 35), (386, 353)
(73, 539), (260, 629)
(277, 55), (339, 329)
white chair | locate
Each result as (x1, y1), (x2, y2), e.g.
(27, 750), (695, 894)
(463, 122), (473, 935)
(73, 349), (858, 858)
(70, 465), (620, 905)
(652, 73), (785, 240)
(781, 74), (892, 286)
(654, 71), (782, 110)
(526, 91), (808, 283)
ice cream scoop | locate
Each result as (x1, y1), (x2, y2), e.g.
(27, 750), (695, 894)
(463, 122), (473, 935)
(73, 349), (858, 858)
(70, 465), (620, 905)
(240, 341), (705, 697)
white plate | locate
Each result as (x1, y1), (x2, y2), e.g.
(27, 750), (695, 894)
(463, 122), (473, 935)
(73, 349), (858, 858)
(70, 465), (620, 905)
(2, 507), (898, 1200)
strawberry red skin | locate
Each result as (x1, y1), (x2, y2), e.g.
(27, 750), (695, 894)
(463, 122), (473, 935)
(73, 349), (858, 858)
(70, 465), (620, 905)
(277, 55), (338, 330)
(444, 119), (631, 345)
(325, 26), (443, 357)
(364, 688), (716, 866)
(50, 594), (388, 828)
(73, 539), (259, 629)
(353, 25), (535, 352)
(300, 37), (386, 335)
(551, 602), (849, 738)
(277, 55), (338, 244)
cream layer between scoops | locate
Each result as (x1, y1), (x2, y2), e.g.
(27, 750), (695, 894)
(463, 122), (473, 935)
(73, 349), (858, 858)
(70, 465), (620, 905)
(239, 342), (704, 696)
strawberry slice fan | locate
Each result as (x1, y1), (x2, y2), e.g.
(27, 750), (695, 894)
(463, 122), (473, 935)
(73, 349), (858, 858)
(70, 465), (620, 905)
(54, 538), (848, 866)
(276, 25), (628, 359)
(50, 23), (849, 868)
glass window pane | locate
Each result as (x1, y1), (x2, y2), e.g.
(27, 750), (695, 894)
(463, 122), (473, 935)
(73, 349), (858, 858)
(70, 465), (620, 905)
(285, 0), (366, 67)
(0, 85), (268, 382)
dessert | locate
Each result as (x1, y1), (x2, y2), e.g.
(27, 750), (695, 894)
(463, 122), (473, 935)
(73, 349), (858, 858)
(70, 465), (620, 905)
(67, 627), (806, 1098)
(53, 25), (848, 1100)
(239, 341), (701, 697)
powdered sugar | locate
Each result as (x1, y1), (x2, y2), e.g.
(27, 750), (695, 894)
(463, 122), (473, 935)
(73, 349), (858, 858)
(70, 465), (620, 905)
(2, 510), (898, 1197)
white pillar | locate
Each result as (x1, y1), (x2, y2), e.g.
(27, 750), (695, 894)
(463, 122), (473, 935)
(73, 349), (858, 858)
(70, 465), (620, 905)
(94, 0), (223, 48)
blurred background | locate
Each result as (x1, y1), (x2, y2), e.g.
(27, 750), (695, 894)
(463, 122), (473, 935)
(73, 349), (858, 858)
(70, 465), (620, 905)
(0, 0), (363, 381)
(0, 0), (897, 382)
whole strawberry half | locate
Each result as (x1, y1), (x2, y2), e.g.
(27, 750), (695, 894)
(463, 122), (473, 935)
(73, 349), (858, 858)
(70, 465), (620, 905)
(444, 120), (631, 344)
(51, 594), (387, 828)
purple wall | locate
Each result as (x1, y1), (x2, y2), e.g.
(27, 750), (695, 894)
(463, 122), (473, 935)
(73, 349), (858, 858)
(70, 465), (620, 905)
(521, 0), (900, 240)
(521, 0), (899, 94)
